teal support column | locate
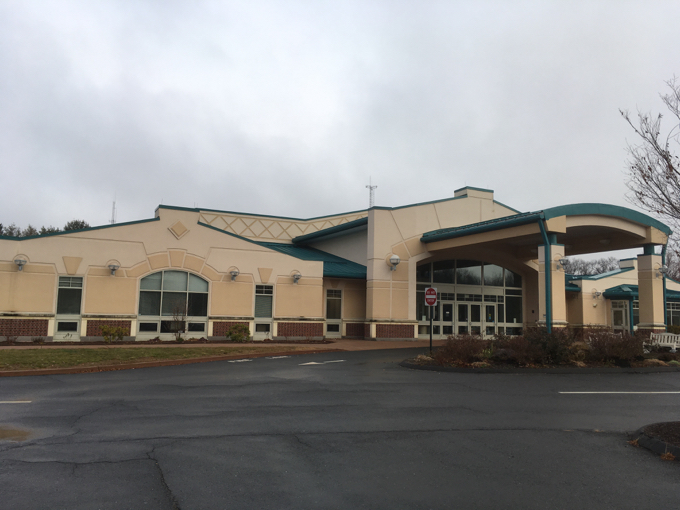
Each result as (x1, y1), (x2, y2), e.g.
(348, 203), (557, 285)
(538, 217), (552, 333)
(629, 299), (634, 334)
(662, 244), (668, 329)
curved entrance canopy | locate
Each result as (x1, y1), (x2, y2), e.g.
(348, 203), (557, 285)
(420, 203), (671, 258)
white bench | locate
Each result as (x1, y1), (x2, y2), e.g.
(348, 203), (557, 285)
(648, 332), (680, 352)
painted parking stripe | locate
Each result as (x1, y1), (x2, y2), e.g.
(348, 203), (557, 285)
(299, 360), (346, 365)
(560, 391), (680, 394)
(0, 401), (32, 404)
(266, 356), (291, 359)
(228, 359), (253, 363)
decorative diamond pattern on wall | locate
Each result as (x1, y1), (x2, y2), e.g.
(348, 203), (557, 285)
(199, 212), (368, 242)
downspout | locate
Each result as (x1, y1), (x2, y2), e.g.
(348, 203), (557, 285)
(662, 243), (668, 330)
(538, 215), (552, 333)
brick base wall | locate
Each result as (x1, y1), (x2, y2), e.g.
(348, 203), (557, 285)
(86, 320), (132, 336)
(376, 324), (415, 339)
(277, 322), (324, 337)
(213, 321), (250, 337)
(0, 319), (49, 337)
(346, 323), (366, 338)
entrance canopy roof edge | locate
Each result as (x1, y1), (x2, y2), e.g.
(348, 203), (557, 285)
(420, 203), (671, 245)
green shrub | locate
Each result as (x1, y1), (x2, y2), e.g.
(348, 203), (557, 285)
(225, 324), (251, 343)
(433, 334), (488, 365)
(99, 325), (126, 344)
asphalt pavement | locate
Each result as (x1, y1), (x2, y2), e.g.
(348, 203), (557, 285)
(1, 347), (679, 509)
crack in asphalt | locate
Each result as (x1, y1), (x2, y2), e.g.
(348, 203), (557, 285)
(147, 445), (181, 510)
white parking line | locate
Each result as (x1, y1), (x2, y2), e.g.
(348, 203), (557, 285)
(0, 401), (32, 404)
(228, 359), (253, 363)
(266, 356), (291, 359)
(560, 391), (680, 394)
(299, 360), (345, 366)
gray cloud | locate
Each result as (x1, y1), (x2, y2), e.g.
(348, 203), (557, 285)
(1, 0), (679, 233)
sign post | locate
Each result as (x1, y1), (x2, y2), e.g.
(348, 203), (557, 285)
(424, 287), (437, 354)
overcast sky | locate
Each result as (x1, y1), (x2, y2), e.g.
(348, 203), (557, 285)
(1, 0), (679, 234)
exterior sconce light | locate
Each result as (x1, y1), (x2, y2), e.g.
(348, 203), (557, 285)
(657, 265), (668, 278)
(14, 259), (27, 271)
(558, 258), (568, 270)
(592, 290), (602, 298)
(389, 254), (401, 271)
(108, 264), (120, 276)
(293, 273), (302, 284)
(230, 269), (240, 281)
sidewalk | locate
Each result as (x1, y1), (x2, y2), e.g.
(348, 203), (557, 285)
(0, 339), (446, 351)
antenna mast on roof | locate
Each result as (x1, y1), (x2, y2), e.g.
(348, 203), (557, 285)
(110, 196), (116, 225)
(366, 177), (377, 208)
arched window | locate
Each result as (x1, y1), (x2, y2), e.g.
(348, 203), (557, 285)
(138, 271), (209, 336)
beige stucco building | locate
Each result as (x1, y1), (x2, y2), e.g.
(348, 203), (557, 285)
(0, 187), (676, 342)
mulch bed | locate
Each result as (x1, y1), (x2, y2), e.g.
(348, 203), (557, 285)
(643, 422), (680, 449)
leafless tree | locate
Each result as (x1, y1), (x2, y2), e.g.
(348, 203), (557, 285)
(563, 257), (620, 276)
(620, 78), (680, 233)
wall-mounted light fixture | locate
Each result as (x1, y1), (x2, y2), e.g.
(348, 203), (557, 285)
(108, 264), (120, 276)
(657, 265), (668, 278)
(14, 259), (27, 271)
(592, 290), (602, 298)
(293, 272), (302, 284)
(389, 254), (401, 271)
(230, 269), (240, 281)
(558, 258), (568, 270)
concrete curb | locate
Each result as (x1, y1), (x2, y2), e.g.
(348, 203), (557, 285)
(399, 360), (680, 374)
(630, 424), (680, 460)
(0, 349), (345, 377)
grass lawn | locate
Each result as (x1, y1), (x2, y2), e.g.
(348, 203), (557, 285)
(0, 346), (310, 371)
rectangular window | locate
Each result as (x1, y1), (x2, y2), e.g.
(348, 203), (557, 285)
(139, 322), (159, 332)
(57, 321), (78, 332)
(255, 323), (271, 333)
(416, 263), (432, 283)
(161, 292), (187, 317)
(255, 285), (273, 318)
(433, 260), (455, 284)
(187, 293), (208, 317)
(57, 277), (83, 315)
(139, 292), (161, 316)
(326, 290), (342, 319)
(327, 324), (340, 333)
(188, 323), (205, 332)
(506, 296), (522, 324)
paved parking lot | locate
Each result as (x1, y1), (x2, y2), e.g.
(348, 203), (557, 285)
(1, 347), (679, 509)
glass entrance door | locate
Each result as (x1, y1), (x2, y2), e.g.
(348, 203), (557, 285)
(612, 301), (629, 332)
(485, 304), (496, 336)
(457, 304), (482, 335)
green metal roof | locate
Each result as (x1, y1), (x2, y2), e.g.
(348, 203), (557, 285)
(259, 243), (367, 279)
(292, 217), (368, 244)
(565, 281), (581, 292)
(542, 203), (671, 235)
(603, 284), (680, 301)
(197, 222), (366, 279)
(566, 267), (635, 281)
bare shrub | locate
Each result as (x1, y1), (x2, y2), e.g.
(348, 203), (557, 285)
(494, 334), (543, 365)
(433, 334), (488, 365)
(587, 330), (643, 364)
(524, 327), (577, 365)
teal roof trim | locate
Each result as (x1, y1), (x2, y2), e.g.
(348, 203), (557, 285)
(421, 212), (539, 243)
(565, 281), (581, 292)
(566, 267), (635, 281)
(292, 217), (368, 244)
(454, 186), (494, 194)
(542, 203), (672, 236)
(0, 217), (160, 241)
(197, 222), (367, 279)
(603, 284), (680, 301)
(158, 204), (369, 222)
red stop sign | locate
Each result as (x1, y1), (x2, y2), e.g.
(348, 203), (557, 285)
(424, 287), (437, 306)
